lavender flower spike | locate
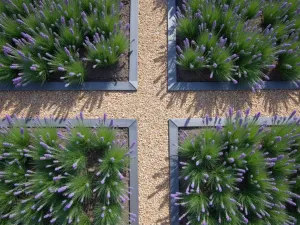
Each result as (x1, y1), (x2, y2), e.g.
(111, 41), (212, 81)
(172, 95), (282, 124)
(79, 111), (84, 120)
(5, 115), (14, 125)
(57, 186), (69, 193)
(103, 113), (107, 123)
(288, 110), (297, 121)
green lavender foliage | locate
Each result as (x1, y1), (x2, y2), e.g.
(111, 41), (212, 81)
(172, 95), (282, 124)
(173, 109), (300, 224)
(0, 113), (135, 225)
(0, 0), (129, 87)
(176, 0), (300, 90)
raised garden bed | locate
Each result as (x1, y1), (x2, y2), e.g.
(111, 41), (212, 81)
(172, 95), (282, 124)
(169, 110), (300, 224)
(168, 0), (300, 91)
(0, 0), (138, 91)
(0, 114), (138, 224)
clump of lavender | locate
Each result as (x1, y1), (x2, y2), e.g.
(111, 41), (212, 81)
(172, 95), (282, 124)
(172, 108), (300, 224)
(176, 0), (300, 90)
(0, 113), (135, 225)
(0, 0), (129, 87)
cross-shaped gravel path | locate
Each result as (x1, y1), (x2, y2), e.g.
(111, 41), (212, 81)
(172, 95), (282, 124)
(0, 0), (300, 224)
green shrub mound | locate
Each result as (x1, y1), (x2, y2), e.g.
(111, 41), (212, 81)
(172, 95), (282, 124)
(172, 109), (300, 224)
(0, 0), (129, 87)
(176, 0), (300, 90)
(0, 113), (136, 225)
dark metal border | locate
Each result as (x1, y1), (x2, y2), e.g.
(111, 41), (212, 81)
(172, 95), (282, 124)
(167, 0), (299, 91)
(0, 0), (138, 91)
(168, 117), (274, 224)
(0, 118), (139, 225)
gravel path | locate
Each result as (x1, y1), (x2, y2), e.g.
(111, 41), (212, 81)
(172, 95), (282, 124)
(0, 0), (299, 224)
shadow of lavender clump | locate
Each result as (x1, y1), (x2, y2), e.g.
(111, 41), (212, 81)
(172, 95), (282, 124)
(147, 157), (170, 224)
(153, 0), (168, 26)
(0, 91), (110, 118)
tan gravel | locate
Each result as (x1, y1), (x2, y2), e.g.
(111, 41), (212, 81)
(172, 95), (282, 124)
(0, 0), (300, 224)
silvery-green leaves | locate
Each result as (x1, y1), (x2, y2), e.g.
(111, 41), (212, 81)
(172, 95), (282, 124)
(176, 0), (300, 90)
(0, 0), (129, 87)
(0, 113), (135, 225)
(173, 109), (300, 224)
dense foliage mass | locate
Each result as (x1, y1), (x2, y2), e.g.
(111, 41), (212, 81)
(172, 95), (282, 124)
(172, 109), (300, 224)
(0, 0), (129, 87)
(0, 113), (136, 225)
(176, 0), (300, 90)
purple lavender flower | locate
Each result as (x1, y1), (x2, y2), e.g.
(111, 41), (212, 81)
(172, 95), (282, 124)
(5, 115), (13, 125)
(57, 186), (69, 193)
(69, 28), (74, 35)
(232, 79), (238, 84)
(288, 110), (297, 120)
(254, 112), (261, 120)
(212, 20), (216, 30)
(79, 111), (84, 120)
(50, 218), (57, 223)
(239, 153), (246, 159)
(30, 65), (37, 71)
(72, 161), (78, 169)
(275, 136), (282, 142)
(3, 46), (12, 56)
(176, 45), (183, 53)
(103, 113), (107, 123)
(228, 107), (233, 118)
(10, 64), (19, 69)
(61, 16), (65, 24)
(23, 3), (29, 13)
(228, 158), (234, 163)
(64, 200), (73, 210)
(68, 192), (75, 198)
(118, 171), (124, 180)
(64, 47), (71, 57)
(39, 32), (49, 39)
(53, 176), (62, 181)
(77, 132), (84, 138)
(183, 38), (190, 49)
(20, 127), (24, 135)
(12, 77), (22, 87)
(216, 124), (222, 131)
(40, 142), (49, 149)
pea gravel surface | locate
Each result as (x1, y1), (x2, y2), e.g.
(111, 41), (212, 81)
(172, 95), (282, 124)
(0, 0), (300, 224)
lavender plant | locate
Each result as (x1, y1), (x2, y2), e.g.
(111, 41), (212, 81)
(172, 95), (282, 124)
(172, 108), (300, 224)
(0, 113), (137, 224)
(0, 0), (129, 87)
(176, 0), (300, 90)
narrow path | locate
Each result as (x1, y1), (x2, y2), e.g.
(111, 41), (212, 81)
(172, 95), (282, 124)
(0, 0), (300, 224)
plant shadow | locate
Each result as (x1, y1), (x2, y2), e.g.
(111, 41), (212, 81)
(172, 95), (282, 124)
(154, 45), (254, 116)
(0, 91), (112, 118)
(153, 0), (168, 26)
(147, 157), (170, 224)
(155, 34), (300, 116)
(260, 90), (300, 115)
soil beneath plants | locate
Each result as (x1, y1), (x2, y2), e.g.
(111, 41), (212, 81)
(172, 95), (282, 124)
(177, 67), (286, 82)
(49, 0), (131, 83)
